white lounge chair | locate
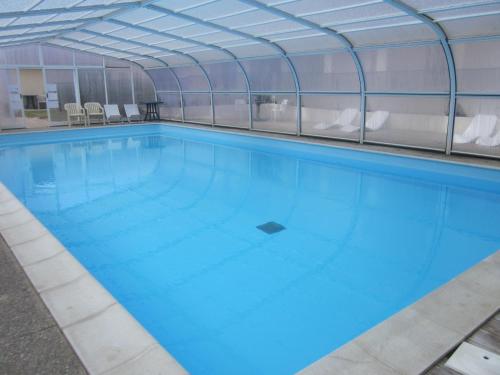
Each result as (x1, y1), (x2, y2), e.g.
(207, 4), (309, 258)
(340, 110), (389, 133)
(453, 114), (497, 144)
(84, 102), (105, 126)
(476, 131), (500, 147)
(124, 104), (142, 123)
(104, 104), (122, 123)
(271, 99), (289, 121)
(314, 108), (358, 130)
(64, 103), (87, 127)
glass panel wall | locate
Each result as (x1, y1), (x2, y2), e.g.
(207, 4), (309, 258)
(183, 93), (211, 123)
(0, 69), (24, 130)
(252, 94), (296, 134)
(364, 96), (449, 150)
(19, 68), (49, 128)
(42, 45), (73, 66)
(78, 69), (106, 106)
(133, 66), (156, 109)
(106, 68), (133, 114)
(359, 45), (450, 150)
(45, 69), (76, 125)
(75, 51), (103, 66)
(453, 97), (500, 158)
(205, 61), (249, 128)
(203, 61), (246, 92)
(157, 92), (182, 121)
(214, 94), (248, 128)
(301, 95), (360, 140)
(241, 57), (295, 92)
(452, 40), (500, 158)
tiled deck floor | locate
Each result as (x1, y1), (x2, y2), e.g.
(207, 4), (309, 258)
(426, 311), (500, 375)
(0, 234), (87, 375)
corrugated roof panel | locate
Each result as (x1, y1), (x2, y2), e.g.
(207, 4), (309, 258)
(112, 8), (163, 24)
(187, 31), (241, 44)
(136, 16), (193, 31)
(85, 21), (123, 34)
(133, 34), (174, 45)
(304, 3), (405, 27)
(440, 13), (500, 39)
(345, 23), (437, 46)
(188, 49), (230, 62)
(276, 34), (344, 53)
(108, 27), (150, 40)
(9, 14), (55, 26)
(0, 0), (39, 12)
(225, 43), (278, 58)
(210, 9), (280, 28)
(237, 19), (307, 36)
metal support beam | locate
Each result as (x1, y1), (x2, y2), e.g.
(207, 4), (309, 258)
(384, 0), (457, 155)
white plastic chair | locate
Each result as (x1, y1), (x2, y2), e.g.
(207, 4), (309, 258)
(453, 114), (497, 144)
(64, 103), (87, 127)
(271, 99), (289, 121)
(84, 102), (105, 126)
(104, 104), (122, 123)
(124, 104), (142, 123)
(314, 107), (358, 130)
(340, 110), (389, 133)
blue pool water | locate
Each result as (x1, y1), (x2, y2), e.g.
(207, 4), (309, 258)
(1, 124), (500, 374)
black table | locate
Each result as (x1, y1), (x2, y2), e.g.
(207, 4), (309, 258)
(142, 101), (163, 121)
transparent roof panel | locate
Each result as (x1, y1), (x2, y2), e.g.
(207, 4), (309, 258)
(182, 0), (253, 20)
(277, 34), (344, 53)
(402, 0), (492, 12)
(429, 3), (500, 21)
(345, 24), (437, 46)
(137, 16), (193, 32)
(210, 10), (280, 29)
(0, 0), (499, 69)
(440, 13), (500, 39)
(303, 3), (405, 27)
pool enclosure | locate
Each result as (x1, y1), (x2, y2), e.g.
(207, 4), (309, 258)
(0, 0), (499, 159)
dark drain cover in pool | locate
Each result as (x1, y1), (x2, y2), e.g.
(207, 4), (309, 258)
(257, 221), (286, 234)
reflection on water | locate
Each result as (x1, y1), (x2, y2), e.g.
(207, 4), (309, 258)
(1, 134), (500, 375)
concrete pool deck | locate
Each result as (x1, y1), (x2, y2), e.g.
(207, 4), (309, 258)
(0, 122), (499, 374)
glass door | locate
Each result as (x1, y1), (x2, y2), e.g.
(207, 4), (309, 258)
(0, 68), (25, 130)
(19, 68), (49, 129)
(45, 69), (76, 126)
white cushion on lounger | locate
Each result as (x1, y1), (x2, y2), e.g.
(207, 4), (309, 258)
(313, 108), (358, 130)
(104, 104), (121, 120)
(476, 132), (500, 147)
(366, 110), (389, 131)
(454, 114), (497, 144)
(339, 110), (389, 133)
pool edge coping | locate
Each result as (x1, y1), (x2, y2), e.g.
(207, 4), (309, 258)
(0, 124), (499, 374)
(297, 250), (500, 375)
(0, 183), (188, 375)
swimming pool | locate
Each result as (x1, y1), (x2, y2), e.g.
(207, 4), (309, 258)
(1, 124), (499, 374)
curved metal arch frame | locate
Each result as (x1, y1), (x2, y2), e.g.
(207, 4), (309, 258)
(237, 0), (367, 140)
(145, 3), (302, 134)
(106, 19), (253, 129)
(74, 28), (215, 125)
(383, 0), (457, 155)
